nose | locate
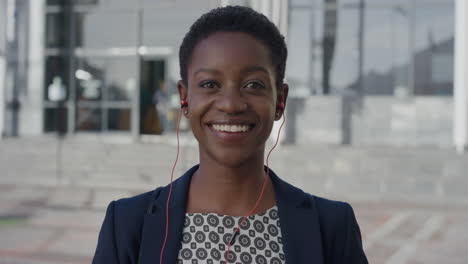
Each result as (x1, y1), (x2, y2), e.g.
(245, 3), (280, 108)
(216, 83), (248, 115)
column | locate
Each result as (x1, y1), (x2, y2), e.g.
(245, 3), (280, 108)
(0, 0), (5, 137)
(454, 0), (468, 153)
(19, 0), (44, 136)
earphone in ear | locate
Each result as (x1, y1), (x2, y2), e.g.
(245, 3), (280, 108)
(181, 99), (189, 115)
(276, 102), (285, 110)
(275, 102), (285, 119)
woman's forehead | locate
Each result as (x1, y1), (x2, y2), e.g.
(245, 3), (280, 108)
(188, 32), (275, 75)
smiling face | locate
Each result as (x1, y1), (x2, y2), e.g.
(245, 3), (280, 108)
(178, 32), (288, 168)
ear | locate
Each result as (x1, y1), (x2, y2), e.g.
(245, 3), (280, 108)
(177, 80), (188, 100)
(275, 83), (289, 120)
(177, 80), (189, 116)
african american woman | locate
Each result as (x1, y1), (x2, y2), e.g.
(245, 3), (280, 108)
(93, 6), (368, 264)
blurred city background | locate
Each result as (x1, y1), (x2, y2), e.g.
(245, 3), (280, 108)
(0, 0), (467, 263)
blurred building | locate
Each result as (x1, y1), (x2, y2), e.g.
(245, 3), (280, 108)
(285, 0), (464, 149)
(0, 0), (466, 150)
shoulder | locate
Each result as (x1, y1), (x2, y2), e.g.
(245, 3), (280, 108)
(112, 190), (154, 224)
(93, 190), (159, 263)
(309, 194), (355, 228)
(272, 173), (367, 262)
(109, 166), (194, 230)
(272, 172), (354, 225)
(306, 193), (367, 263)
(103, 187), (164, 248)
(103, 190), (157, 246)
(286, 187), (357, 240)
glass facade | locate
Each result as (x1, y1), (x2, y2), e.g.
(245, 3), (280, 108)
(74, 56), (135, 132)
(42, 0), (455, 135)
(45, 12), (66, 48)
(43, 0), (217, 135)
(287, 0), (454, 96)
(74, 11), (139, 49)
(44, 56), (68, 101)
(44, 4), (69, 133)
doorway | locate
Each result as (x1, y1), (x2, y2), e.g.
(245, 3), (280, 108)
(139, 59), (166, 135)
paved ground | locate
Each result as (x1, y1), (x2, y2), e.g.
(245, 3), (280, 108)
(0, 136), (467, 263)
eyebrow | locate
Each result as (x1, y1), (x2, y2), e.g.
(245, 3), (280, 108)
(194, 66), (269, 76)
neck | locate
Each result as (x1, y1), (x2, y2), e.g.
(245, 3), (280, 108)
(186, 150), (276, 216)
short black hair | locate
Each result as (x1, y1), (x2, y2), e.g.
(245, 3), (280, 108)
(179, 5), (288, 88)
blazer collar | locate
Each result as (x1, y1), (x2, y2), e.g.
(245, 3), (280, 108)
(139, 165), (323, 264)
(269, 171), (324, 263)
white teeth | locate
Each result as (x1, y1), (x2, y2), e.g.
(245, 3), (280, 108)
(212, 124), (250, 132)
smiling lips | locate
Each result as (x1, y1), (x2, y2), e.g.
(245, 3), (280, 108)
(212, 124), (250, 132)
(207, 121), (255, 142)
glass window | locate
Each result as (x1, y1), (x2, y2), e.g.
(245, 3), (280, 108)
(0, 1), (5, 52)
(291, 0), (315, 5)
(336, 0), (359, 6)
(362, 6), (410, 95)
(74, 11), (138, 49)
(45, 12), (66, 48)
(224, 0), (251, 6)
(352, 0), (412, 6)
(47, 0), (64, 5)
(286, 8), (313, 96)
(142, 5), (211, 47)
(44, 107), (68, 132)
(108, 108), (131, 131)
(75, 56), (136, 102)
(76, 107), (101, 131)
(329, 6), (359, 94)
(76, 0), (99, 5)
(48, 0), (95, 5)
(141, 0), (213, 8)
(72, 0), (133, 8)
(104, 0), (138, 8)
(413, 4), (454, 95)
(45, 56), (68, 101)
(75, 57), (105, 101)
(106, 57), (137, 101)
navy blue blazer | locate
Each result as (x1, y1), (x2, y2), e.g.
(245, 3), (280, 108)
(93, 165), (368, 264)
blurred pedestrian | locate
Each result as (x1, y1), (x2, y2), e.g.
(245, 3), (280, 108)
(154, 80), (169, 133)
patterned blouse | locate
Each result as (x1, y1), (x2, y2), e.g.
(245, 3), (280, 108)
(177, 206), (285, 264)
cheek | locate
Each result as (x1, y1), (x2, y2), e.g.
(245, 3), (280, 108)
(186, 95), (210, 127)
(258, 104), (276, 130)
(260, 101), (276, 118)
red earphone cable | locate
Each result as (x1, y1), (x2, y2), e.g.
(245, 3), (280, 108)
(224, 112), (286, 263)
(160, 108), (183, 264)
(160, 105), (286, 264)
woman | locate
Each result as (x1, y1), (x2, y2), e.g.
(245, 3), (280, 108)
(93, 6), (368, 264)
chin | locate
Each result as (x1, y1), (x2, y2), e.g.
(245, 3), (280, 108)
(203, 145), (264, 169)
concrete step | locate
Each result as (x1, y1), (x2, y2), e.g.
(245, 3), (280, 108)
(1, 137), (467, 205)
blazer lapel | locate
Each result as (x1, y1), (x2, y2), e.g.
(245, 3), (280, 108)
(138, 166), (198, 264)
(270, 170), (324, 264)
(138, 165), (324, 264)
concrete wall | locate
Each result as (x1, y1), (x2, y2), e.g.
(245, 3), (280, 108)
(291, 96), (453, 147)
(289, 96), (342, 145)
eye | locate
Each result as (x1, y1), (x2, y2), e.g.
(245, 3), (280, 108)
(244, 81), (265, 90)
(199, 80), (219, 89)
